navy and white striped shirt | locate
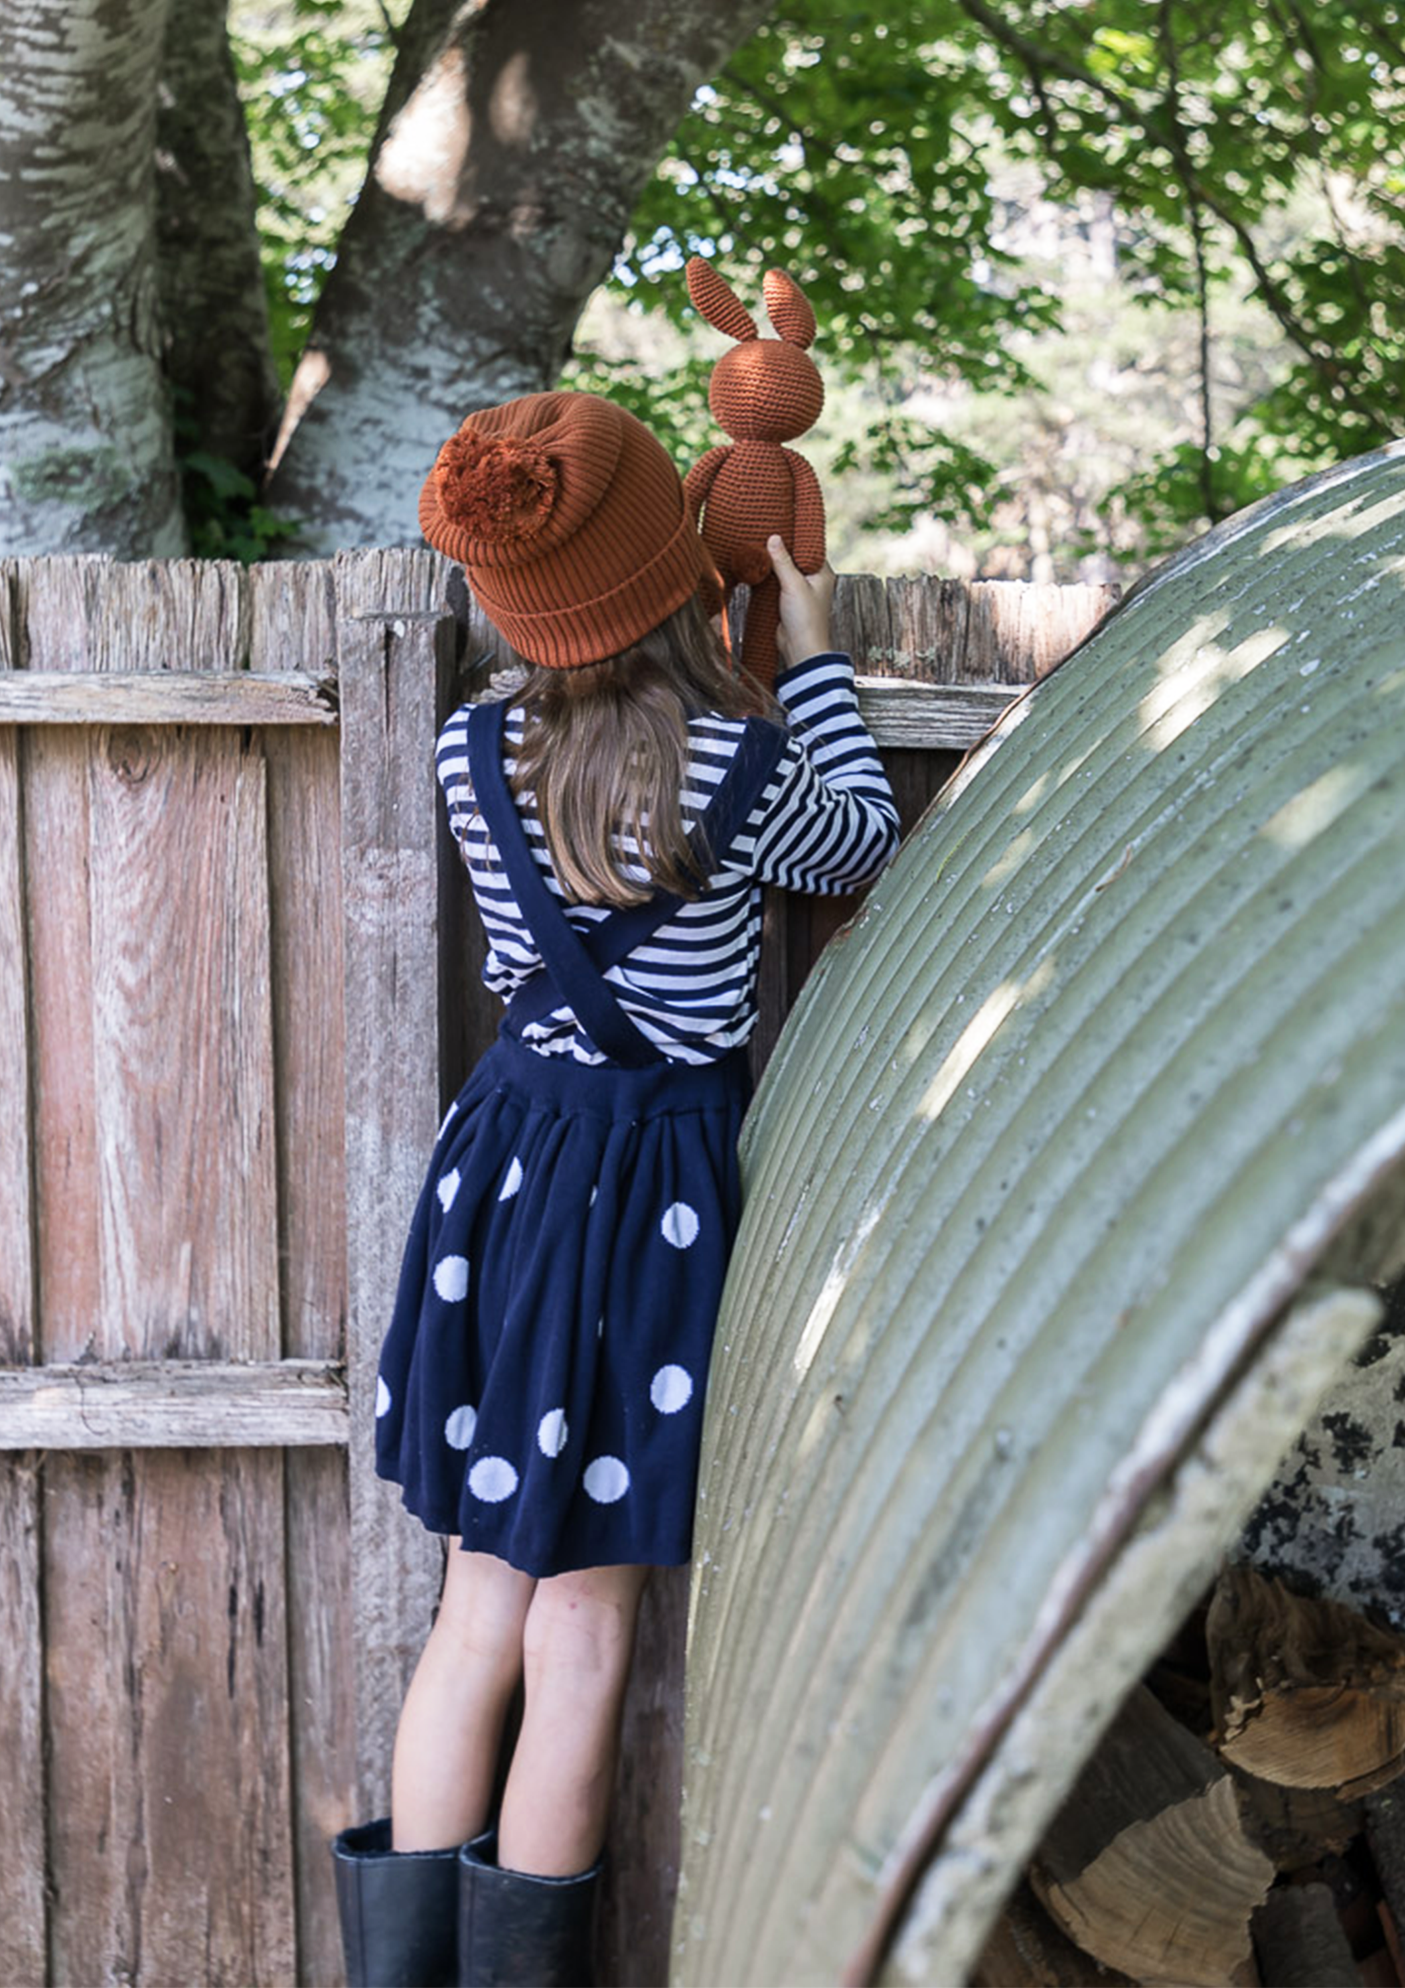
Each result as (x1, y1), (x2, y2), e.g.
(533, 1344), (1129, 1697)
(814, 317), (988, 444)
(436, 652), (899, 1065)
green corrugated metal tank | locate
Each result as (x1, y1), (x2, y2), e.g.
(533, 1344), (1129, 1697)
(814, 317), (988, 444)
(673, 444), (1405, 1987)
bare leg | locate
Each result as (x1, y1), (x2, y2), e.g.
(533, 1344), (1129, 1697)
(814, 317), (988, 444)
(391, 1545), (536, 1852)
(497, 1563), (649, 1877)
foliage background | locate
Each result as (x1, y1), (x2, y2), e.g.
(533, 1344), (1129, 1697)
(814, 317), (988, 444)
(232, 0), (1404, 580)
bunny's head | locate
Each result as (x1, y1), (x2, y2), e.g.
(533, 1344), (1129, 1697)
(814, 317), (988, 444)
(686, 258), (824, 445)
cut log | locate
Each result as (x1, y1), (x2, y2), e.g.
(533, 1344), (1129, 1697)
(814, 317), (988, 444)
(1208, 1565), (1405, 1798)
(1250, 1884), (1361, 1987)
(1229, 1766), (1365, 1871)
(1029, 1685), (1274, 1987)
(971, 1880), (1135, 1987)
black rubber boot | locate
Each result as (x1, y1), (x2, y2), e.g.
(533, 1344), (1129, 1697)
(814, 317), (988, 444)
(332, 1817), (475, 1987)
(457, 1836), (600, 1988)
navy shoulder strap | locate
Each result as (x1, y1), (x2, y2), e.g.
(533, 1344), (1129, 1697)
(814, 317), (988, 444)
(468, 700), (789, 1065)
(466, 700), (663, 1067)
(506, 713), (789, 1037)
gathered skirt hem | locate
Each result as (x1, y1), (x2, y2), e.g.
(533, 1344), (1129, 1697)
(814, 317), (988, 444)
(373, 1032), (749, 1578)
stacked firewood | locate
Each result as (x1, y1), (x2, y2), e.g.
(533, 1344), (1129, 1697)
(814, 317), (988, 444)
(974, 1564), (1405, 1987)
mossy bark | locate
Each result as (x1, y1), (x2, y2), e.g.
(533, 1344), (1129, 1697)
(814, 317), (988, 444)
(0, 0), (186, 555)
(265, 0), (777, 553)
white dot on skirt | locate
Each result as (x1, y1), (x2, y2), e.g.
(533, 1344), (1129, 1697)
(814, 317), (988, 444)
(436, 1168), (461, 1212)
(583, 1455), (630, 1504)
(661, 1201), (700, 1249)
(590, 1185), (598, 1207)
(469, 1456), (519, 1502)
(651, 1364), (693, 1415)
(537, 1408), (568, 1457)
(433, 1255), (469, 1302)
(375, 1376), (391, 1418)
(499, 1156), (523, 1201)
(438, 1100), (458, 1141)
(445, 1404), (477, 1450)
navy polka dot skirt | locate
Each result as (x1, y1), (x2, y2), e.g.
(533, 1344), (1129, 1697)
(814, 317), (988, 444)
(373, 1031), (750, 1576)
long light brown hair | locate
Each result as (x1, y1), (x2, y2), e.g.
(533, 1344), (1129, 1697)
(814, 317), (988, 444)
(511, 593), (767, 907)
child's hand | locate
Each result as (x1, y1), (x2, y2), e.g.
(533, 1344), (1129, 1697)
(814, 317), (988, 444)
(768, 535), (835, 669)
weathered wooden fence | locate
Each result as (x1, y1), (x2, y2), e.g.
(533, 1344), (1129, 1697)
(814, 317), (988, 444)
(0, 551), (1114, 1986)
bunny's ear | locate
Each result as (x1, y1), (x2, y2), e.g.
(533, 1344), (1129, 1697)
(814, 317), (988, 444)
(763, 269), (817, 350)
(686, 255), (758, 342)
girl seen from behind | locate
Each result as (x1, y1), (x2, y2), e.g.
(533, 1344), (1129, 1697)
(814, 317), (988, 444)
(333, 389), (898, 1987)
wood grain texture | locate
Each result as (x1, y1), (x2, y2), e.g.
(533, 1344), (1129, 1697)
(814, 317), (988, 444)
(972, 1879), (1136, 1987)
(26, 724), (103, 1362)
(87, 726), (280, 1359)
(0, 1460), (47, 1986)
(253, 563), (357, 1984)
(0, 669), (337, 724)
(600, 1564), (689, 1987)
(43, 1448), (296, 1987)
(285, 1447), (357, 1987)
(0, 721), (33, 1364)
(0, 609), (43, 1978)
(854, 677), (1020, 748)
(833, 574), (1119, 684)
(0, 1360), (347, 1447)
(247, 558), (337, 680)
(15, 557), (252, 673)
(338, 574), (457, 1810)
(1209, 1564), (1405, 1797)
(0, 560), (18, 668)
(261, 724), (347, 1367)
(14, 558), (308, 1984)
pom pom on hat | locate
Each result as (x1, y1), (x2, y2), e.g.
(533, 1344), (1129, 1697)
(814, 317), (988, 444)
(419, 391), (707, 670)
(433, 429), (557, 543)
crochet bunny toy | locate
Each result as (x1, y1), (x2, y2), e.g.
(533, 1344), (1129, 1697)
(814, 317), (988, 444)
(683, 256), (826, 692)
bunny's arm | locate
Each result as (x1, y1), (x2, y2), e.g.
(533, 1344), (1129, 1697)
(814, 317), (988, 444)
(684, 446), (731, 523)
(786, 451), (827, 572)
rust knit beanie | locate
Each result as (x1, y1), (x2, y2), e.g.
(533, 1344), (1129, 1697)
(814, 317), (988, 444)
(418, 391), (707, 669)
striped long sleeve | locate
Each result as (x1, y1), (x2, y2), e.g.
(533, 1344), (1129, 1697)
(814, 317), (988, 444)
(436, 652), (899, 1064)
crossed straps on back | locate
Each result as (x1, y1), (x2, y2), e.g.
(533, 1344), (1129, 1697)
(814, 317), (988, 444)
(465, 696), (789, 1068)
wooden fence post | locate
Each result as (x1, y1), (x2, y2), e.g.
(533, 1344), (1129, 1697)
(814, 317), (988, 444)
(338, 557), (463, 1813)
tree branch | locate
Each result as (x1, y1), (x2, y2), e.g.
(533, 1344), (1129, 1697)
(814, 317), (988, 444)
(952, 0), (1394, 433)
(1158, 0), (1218, 523)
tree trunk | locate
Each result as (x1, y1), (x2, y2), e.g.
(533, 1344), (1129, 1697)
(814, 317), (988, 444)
(155, 0), (282, 482)
(267, 0), (777, 553)
(0, 0), (186, 555)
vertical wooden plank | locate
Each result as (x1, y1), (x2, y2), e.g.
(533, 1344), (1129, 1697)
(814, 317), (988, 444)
(600, 1565), (690, 1988)
(254, 560), (356, 1985)
(248, 558), (337, 682)
(86, 727), (280, 1357)
(0, 569), (47, 1981)
(0, 703), (35, 1359)
(16, 557), (300, 1985)
(19, 556), (251, 673)
(44, 1449), (295, 1986)
(338, 552), (458, 1811)
(884, 574), (972, 684)
(24, 734), (102, 1358)
(964, 578), (1120, 682)
(0, 1457), (46, 1988)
